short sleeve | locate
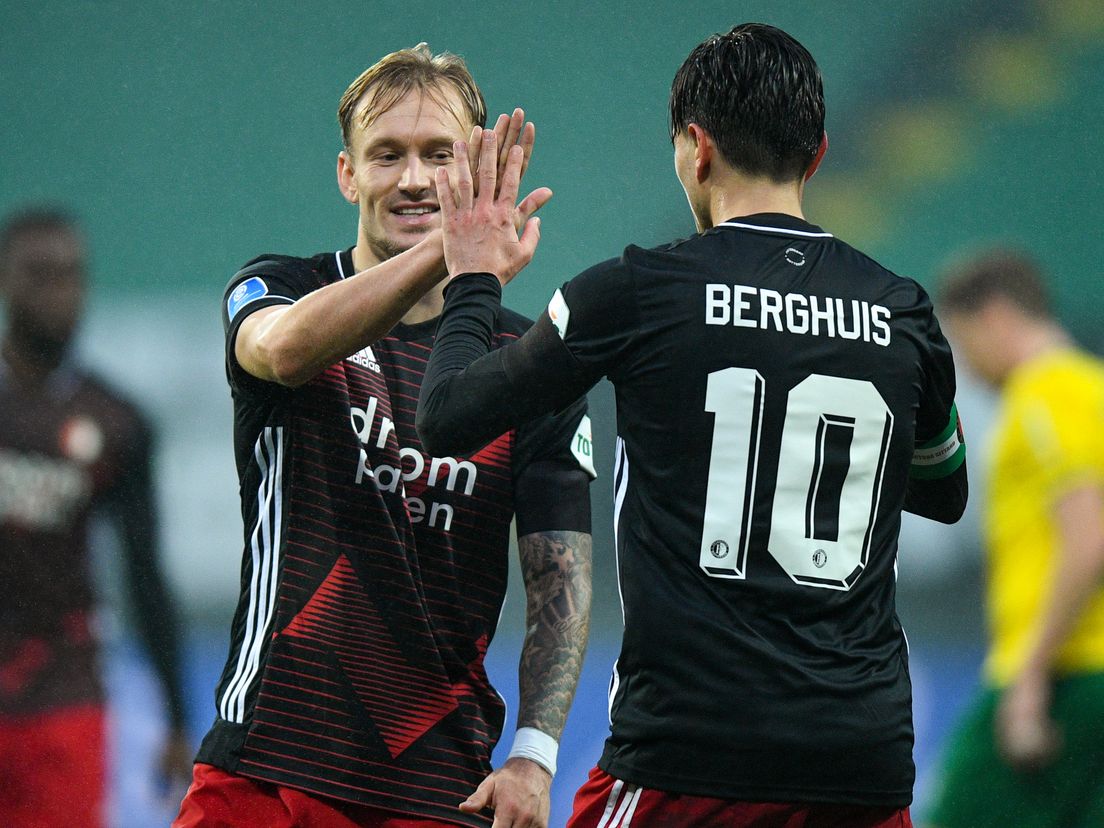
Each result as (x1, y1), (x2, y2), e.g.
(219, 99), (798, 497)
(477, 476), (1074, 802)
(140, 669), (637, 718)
(514, 400), (596, 481)
(910, 294), (965, 480)
(512, 400), (595, 536)
(553, 255), (639, 382)
(222, 256), (311, 395)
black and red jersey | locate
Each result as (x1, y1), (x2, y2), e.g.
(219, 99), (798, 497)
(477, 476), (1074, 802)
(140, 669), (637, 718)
(0, 361), (175, 717)
(196, 249), (593, 825)
(418, 213), (968, 808)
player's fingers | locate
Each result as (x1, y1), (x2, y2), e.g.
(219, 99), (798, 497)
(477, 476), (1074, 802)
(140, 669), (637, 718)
(452, 140), (474, 211)
(477, 129), (498, 206)
(459, 774), (496, 813)
(491, 112), (511, 154)
(516, 187), (553, 224)
(497, 144), (525, 209)
(518, 122), (535, 181)
(495, 109), (525, 195)
(434, 168), (456, 219)
(467, 125), (483, 190)
(517, 216), (542, 264)
(499, 108), (524, 163)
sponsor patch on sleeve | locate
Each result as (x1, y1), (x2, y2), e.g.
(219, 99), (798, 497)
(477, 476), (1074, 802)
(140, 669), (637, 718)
(227, 276), (270, 322)
(548, 289), (571, 340)
(910, 403), (966, 480)
(571, 414), (597, 479)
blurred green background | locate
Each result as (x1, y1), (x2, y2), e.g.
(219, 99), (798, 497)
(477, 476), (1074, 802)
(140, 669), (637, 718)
(3, 1), (1103, 825)
(5, 0), (1102, 333)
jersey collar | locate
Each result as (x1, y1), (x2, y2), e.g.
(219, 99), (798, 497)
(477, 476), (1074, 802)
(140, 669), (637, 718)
(334, 247), (440, 341)
(715, 213), (832, 239)
(336, 248), (355, 280)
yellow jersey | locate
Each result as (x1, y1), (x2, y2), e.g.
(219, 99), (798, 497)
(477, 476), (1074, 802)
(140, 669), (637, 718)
(984, 347), (1104, 685)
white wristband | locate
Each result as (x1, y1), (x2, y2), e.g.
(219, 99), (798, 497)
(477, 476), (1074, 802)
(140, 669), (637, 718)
(507, 727), (558, 777)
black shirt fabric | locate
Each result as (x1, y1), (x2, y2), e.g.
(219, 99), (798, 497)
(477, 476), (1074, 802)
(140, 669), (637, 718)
(197, 249), (593, 825)
(0, 362), (184, 724)
(418, 214), (967, 807)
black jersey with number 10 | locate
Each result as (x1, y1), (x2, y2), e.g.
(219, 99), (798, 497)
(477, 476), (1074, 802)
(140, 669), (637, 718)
(543, 214), (959, 805)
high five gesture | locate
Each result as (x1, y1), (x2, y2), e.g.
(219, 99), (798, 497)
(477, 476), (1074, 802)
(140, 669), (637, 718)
(436, 123), (552, 286)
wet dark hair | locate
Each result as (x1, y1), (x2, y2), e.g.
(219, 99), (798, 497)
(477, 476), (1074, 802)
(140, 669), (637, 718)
(669, 23), (825, 182)
(938, 248), (1052, 319)
(0, 207), (78, 263)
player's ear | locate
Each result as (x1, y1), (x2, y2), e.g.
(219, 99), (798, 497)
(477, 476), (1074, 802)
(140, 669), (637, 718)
(804, 132), (828, 182)
(687, 123), (712, 184)
(337, 150), (358, 205)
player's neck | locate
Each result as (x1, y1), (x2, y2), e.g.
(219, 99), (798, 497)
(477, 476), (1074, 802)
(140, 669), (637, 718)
(400, 285), (445, 326)
(1, 334), (67, 388)
(706, 175), (805, 229)
(351, 236), (447, 326)
(1009, 321), (1071, 371)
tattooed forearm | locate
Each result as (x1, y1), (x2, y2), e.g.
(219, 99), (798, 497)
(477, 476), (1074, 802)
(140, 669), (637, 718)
(517, 529), (592, 739)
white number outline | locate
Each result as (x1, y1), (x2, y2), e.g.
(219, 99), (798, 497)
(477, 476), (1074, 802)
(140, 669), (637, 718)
(698, 369), (893, 591)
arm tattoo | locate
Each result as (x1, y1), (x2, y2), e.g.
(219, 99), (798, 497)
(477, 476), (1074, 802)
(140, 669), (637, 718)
(516, 530), (593, 739)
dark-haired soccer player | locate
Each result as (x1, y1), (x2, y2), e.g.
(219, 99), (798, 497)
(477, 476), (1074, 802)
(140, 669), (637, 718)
(417, 23), (968, 827)
(0, 208), (190, 828)
(174, 45), (593, 828)
(925, 251), (1104, 828)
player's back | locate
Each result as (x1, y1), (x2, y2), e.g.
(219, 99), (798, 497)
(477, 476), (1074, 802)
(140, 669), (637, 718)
(567, 213), (954, 805)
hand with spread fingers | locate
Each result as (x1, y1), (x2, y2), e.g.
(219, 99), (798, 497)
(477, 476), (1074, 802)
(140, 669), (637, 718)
(435, 127), (552, 287)
(466, 108), (536, 200)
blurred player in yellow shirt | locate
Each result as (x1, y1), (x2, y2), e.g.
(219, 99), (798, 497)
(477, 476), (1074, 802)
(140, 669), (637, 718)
(927, 249), (1104, 828)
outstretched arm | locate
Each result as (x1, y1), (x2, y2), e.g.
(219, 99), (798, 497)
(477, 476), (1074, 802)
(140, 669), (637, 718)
(234, 233), (448, 387)
(237, 111), (548, 388)
(417, 276), (595, 457)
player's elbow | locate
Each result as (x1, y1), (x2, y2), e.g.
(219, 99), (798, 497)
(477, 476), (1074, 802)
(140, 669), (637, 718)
(930, 478), (969, 524)
(415, 400), (451, 458)
(905, 467), (968, 524)
(927, 495), (968, 525)
(255, 330), (315, 387)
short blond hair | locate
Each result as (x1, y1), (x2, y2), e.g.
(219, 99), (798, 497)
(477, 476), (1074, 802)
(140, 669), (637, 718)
(338, 43), (487, 149)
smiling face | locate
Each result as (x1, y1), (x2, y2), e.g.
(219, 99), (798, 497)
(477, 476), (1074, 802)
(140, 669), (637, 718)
(338, 85), (472, 266)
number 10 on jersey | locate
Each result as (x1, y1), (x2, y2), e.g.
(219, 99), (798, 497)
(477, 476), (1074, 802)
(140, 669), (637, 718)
(699, 368), (893, 590)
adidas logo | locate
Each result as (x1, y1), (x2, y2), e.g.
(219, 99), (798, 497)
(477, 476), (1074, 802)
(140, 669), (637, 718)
(346, 346), (381, 373)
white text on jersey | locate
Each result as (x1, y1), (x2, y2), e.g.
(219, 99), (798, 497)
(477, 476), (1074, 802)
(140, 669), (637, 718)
(705, 283), (892, 346)
(350, 397), (477, 531)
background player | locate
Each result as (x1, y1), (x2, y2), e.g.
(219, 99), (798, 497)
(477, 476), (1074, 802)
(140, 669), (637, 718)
(417, 23), (968, 827)
(0, 207), (190, 827)
(925, 250), (1104, 828)
(174, 45), (593, 828)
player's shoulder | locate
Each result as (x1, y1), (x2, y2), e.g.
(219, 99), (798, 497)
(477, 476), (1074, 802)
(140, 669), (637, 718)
(224, 251), (331, 294)
(828, 235), (935, 305)
(1011, 348), (1104, 404)
(496, 303), (537, 337)
(223, 251), (340, 327)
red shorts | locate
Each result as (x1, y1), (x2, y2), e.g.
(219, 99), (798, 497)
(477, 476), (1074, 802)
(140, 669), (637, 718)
(0, 703), (106, 828)
(173, 762), (463, 827)
(567, 766), (913, 828)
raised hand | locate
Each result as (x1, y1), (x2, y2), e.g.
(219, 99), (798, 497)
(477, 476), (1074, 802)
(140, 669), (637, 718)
(466, 108), (536, 199)
(435, 129), (552, 286)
